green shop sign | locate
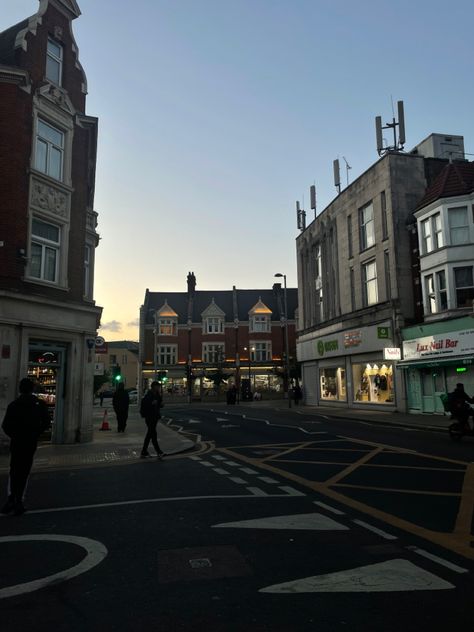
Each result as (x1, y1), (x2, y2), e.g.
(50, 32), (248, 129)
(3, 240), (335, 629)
(377, 326), (390, 339)
(317, 339), (339, 356)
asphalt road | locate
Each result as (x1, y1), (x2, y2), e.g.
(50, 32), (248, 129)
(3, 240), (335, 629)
(1, 406), (473, 631)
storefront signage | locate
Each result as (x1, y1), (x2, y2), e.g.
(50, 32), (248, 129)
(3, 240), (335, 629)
(94, 362), (104, 376)
(344, 331), (361, 348)
(377, 326), (390, 339)
(317, 339), (339, 356)
(384, 347), (401, 360)
(402, 328), (474, 361)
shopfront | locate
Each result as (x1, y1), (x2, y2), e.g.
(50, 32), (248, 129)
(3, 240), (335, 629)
(298, 320), (400, 409)
(399, 317), (474, 414)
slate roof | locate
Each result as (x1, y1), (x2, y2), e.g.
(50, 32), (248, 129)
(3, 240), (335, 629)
(143, 288), (298, 326)
(107, 340), (139, 352)
(416, 161), (474, 210)
(0, 19), (28, 65)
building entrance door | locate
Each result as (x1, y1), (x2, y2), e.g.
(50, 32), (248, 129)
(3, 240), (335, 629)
(421, 368), (445, 414)
(28, 342), (66, 442)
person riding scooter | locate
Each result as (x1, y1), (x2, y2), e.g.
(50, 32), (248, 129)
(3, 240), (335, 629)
(448, 383), (474, 431)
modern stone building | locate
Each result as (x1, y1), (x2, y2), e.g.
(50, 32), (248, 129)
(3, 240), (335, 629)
(296, 138), (454, 411)
(0, 0), (101, 444)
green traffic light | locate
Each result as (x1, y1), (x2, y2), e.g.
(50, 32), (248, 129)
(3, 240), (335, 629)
(114, 375), (122, 381)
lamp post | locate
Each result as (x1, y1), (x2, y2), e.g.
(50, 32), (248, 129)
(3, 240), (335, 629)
(275, 273), (291, 408)
(244, 346), (255, 399)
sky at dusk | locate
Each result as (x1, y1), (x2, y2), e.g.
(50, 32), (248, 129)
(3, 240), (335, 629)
(2, 0), (474, 341)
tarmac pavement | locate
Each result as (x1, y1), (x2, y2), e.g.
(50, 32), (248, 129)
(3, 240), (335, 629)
(0, 399), (457, 473)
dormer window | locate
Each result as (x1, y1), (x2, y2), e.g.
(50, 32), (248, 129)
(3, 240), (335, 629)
(46, 38), (63, 85)
(251, 314), (270, 332)
(206, 317), (224, 334)
(158, 318), (177, 336)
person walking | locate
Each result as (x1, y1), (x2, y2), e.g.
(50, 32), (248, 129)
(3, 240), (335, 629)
(112, 382), (129, 432)
(293, 383), (303, 405)
(139, 381), (165, 459)
(1, 378), (50, 516)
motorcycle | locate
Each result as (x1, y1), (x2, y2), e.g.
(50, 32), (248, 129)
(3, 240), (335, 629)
(440, 393), (474, 441)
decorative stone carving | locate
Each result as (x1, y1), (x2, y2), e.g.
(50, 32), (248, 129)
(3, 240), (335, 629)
(54, 26), (64, 40)
(31, 180), (68, 217)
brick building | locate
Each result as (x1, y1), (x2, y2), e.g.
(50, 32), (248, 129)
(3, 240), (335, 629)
(139, 274), (297, 400)
(0, 0), (101, 444)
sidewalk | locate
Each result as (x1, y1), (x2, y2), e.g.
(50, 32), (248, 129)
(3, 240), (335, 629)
(0, 405), (196, 472)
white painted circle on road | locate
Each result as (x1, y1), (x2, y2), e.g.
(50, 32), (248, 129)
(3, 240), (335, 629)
(0, 534), (108, 599)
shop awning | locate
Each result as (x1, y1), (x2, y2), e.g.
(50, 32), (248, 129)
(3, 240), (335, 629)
(397, 357), (473, 369)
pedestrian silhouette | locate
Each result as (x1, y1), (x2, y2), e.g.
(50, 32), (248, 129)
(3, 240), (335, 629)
(139, 381), (165, 459)
(112, 382), (129, 432)
(1, 378), (50, 515)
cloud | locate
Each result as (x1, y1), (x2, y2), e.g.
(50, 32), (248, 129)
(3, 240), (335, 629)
(127, 318), (140, 327)
(99, 320), (122, 332)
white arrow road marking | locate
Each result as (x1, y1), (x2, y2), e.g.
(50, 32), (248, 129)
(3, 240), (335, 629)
(259, 559), (455, 593)
(0, 535), (108, 599)
(212, 512), (348, 531)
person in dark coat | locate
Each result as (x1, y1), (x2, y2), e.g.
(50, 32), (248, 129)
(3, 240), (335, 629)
(293, 384), (303, 405)
(448, 383), (474, 429)
(112, 382), (129, 432)
(1, 378), (50, 515)
(139, 381), (165, 459)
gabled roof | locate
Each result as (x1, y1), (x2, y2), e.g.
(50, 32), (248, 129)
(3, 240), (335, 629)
(142, 287), (298, 326)
(416, 161), (474, 210)
(201, 298), (226, 318)
(0, 19), (29, 65)
(249, 297), (272, 315)
(156, 300), (178, 318)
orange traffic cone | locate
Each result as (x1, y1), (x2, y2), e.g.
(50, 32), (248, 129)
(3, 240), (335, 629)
(99, 409), (110, 431)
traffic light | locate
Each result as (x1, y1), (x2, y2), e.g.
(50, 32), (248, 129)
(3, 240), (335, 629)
(112, 365), (122, 382)
(158, 370), (168, 384)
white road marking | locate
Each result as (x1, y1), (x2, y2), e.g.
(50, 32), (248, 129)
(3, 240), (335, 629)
(190, 456), (202, 461)
(278, 486), (305, 496)
(223, 460), (240, 466)
(258, 476), (280, 484)
(247, 487), (268, 496)
(199, 461), (214, 467)
(18, 493), (306, 515)
(188, 420), (201, 424)
(353, 519), (397, 540)
(228, 477), (248, 484)
(259, 559), (455, 593)
(240, 467), (259, 475)
(211, 455), (226, 460)
(213, 468), (229, 475)
(0, 535), (107, 600)
(213, 512), (349, 531)
(216, 418), (228, 422)
(407, 546), (469, 574)
(313, 501), (345, 515)
(221, 424), (240, 428)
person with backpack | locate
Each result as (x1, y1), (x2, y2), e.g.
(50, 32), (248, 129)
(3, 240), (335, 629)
(139, 381), (165, 459)
(448, 383), (474, 430)
(1, 378), (50, 515)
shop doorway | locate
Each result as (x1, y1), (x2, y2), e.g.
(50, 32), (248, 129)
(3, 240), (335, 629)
(420, 369), (445, 414)
(28, 342), (66, 442)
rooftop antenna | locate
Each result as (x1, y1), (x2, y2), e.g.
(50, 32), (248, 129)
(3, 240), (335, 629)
(375, 99), (406, 156)
(333, 159), (341, 194)
(342, 156), (352, 186)
(310, 184), (316, 218)
(296, 200), (306, 231)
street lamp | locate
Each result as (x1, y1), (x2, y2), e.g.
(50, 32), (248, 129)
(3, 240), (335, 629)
(244, 346), (255, 399)
(275, 273), (291, 408)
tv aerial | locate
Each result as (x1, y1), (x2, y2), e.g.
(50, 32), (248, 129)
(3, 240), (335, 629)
(375, 100), (406, 156)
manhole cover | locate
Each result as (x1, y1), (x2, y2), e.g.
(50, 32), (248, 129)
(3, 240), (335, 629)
(157, 545), (252, 583)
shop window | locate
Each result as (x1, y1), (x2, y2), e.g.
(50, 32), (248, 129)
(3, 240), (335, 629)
(353, 363), (393, 404)
(320, 367), (346, 401)
(454, 266), (474, 308)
